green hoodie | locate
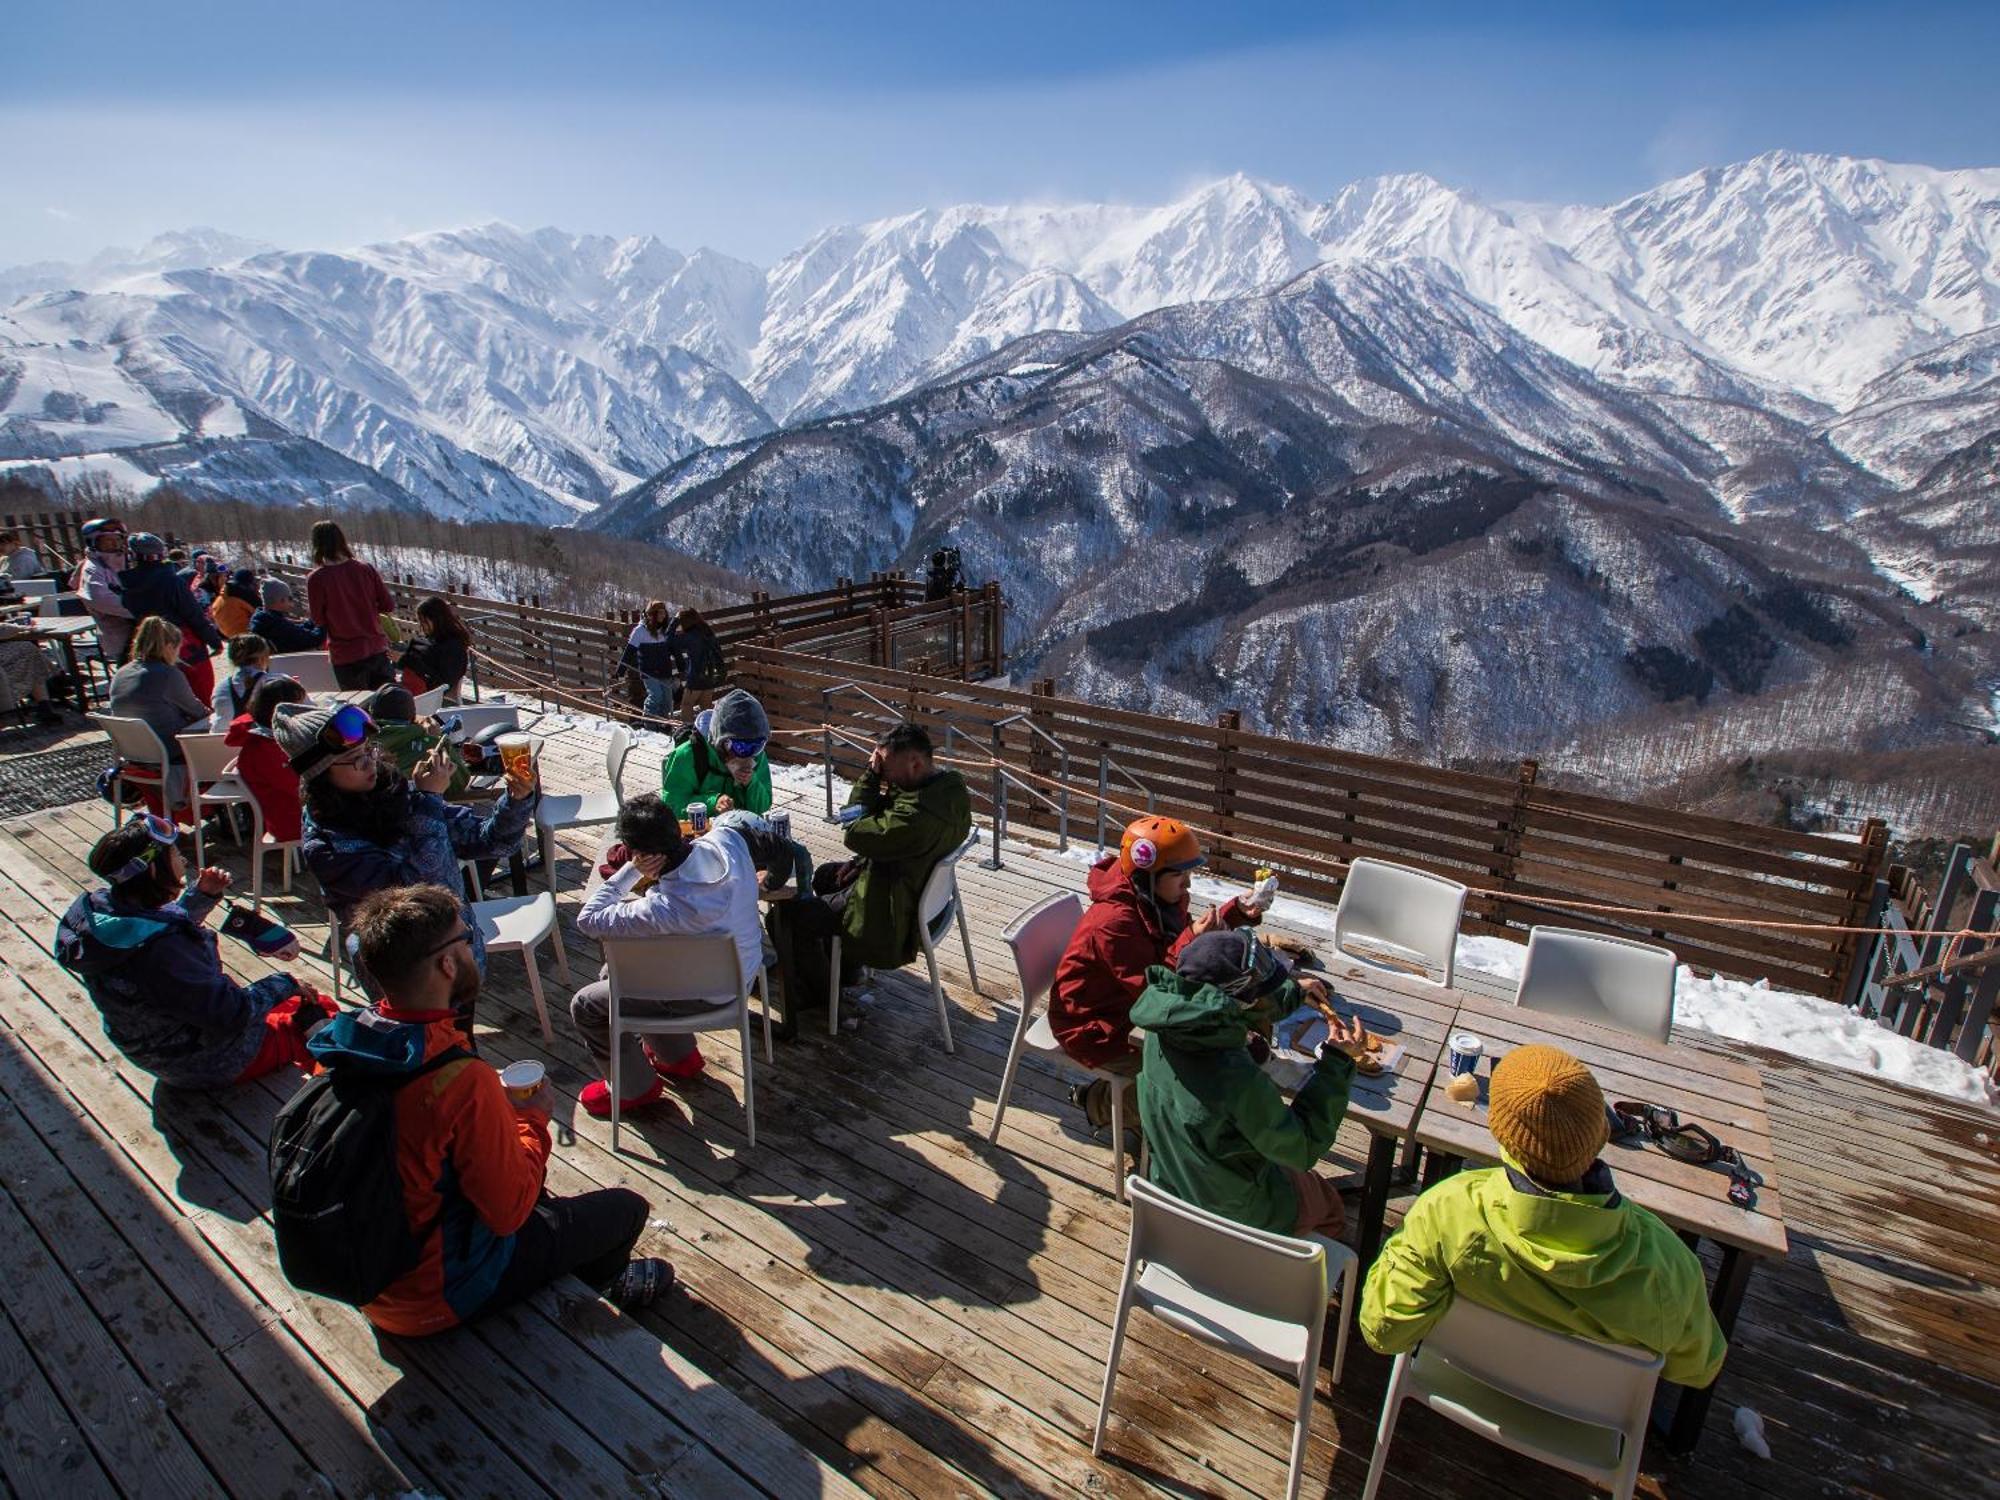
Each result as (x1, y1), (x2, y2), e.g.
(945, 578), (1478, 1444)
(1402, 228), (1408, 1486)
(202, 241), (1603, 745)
(660, 734), (773, 817)
(838, 764), (972, 968)
(1131, 965), (1355, 1236)
(1360, 1159), (1726, 1387)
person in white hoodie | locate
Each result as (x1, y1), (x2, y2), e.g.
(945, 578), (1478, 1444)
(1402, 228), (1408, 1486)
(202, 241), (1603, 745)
(569, 794), (807, 1118)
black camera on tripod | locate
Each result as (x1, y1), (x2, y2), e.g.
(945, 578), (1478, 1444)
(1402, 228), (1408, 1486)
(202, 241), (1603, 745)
(925, 545), (965, 601)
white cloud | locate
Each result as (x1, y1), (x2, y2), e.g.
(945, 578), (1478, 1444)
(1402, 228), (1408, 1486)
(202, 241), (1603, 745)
(44, 206), (77, 222)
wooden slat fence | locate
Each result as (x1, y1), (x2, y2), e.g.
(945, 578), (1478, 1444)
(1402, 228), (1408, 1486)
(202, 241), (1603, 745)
(0, 510), (88, 567)
(1857, 843), (2000, 1074)
(736, 645), (1890, 1000)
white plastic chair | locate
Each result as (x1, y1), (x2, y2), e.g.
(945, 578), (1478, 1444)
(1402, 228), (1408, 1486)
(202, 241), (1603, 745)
(1359, 1296), (1664, 1500)
(1332, 858), (1468, 989)
(13, 579), (55, 600)
(1515, 927), (1678, 1043)
(987, 892), (1140, 1202)
(535, 725), (632, 898)
(1093, 1177), (1357, 1500)
(474, 892), (570, 1042)
(828, 827), (981, 1052)
(267, 651), (338, 692)
(175, 731), (257, 868)
(95, 714), (177, 826)
(602, 930), (775, 1151)
(411, 684), (447, 718)
(443, 702), (523, 739)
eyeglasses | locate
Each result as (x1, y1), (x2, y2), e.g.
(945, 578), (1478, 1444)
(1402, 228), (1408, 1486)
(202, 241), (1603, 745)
(720, 736), (767, 761)
(1610, 1101), (1762, 1207)
(106, 813), (179, 883)
(419, 925), (476, 963)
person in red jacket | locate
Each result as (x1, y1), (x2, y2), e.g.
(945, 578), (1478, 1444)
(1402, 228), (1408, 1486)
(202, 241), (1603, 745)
(223, 675), (309, 845)
(314, 882), (671, 1337)
(304, 521), (397, 690)
(1048, 816), (1260, 1131)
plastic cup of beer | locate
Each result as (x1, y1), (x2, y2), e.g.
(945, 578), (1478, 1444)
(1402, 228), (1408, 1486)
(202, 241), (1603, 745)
(496, 733), (535, 781)
(499, 1059), (545, 1104)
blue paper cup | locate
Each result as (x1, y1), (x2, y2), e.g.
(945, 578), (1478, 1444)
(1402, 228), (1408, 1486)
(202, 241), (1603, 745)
(1447, 1032), (1484, 1076)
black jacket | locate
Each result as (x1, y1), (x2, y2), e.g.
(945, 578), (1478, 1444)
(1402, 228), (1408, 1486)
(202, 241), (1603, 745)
(399, 633), (468, 691)
(248, 608), (328, 654)
(118, 561), (221, 659)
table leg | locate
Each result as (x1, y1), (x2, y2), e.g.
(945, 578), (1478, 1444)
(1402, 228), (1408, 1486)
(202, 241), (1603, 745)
(1356, 1133), (1399, 1275)
(1665, 1244), (1754, 1456)
(1421, 1151), (1462, 1189)
(58, 637), (86, 712)
(508, 852), (528, 898)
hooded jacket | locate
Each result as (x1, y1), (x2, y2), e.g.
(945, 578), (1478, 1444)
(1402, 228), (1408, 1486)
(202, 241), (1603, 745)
(210, 664), (268, 728)
(659, 730), (772, 816)
(212, 581), (258, 638)
(1359, 1160), (1727, 1388)
(307, 1005), (550, 1336)
(398, 632), (467, 695)
(576, 823), (769, 993)
(74, 553), (135, 659)
(117, 559), (222, 660)
(55, 883), (301, 1087)
(837, 764), (972, 969)
(1048, 855), (1256, 1070)
(247, 607), (327, 654)
(223, 712), (304, 844)
(302, 782), (537, 974)
(1131, 965), (1354, 1235)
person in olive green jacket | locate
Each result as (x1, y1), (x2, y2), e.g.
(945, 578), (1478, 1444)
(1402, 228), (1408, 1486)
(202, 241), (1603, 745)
(1360, 1043), (1726, 1388)
(1133, 929), (1371, 1237)
(834, 720), (971, 972)
(659, 689), (773, 817)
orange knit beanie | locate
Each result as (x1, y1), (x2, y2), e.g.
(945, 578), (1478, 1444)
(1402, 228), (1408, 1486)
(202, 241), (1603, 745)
(1488, 1044), (1608, 1184)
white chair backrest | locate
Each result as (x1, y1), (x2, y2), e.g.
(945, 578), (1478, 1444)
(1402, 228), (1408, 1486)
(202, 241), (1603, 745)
(1516, 927), (1677, 1043)
(605, 724), (633, 800)
(1126, 1176), (1329, 1330)
(1418, 1295), (1663, 1434)
(919, 828), (981, 928)
(604, 931), (747, 1004)
(14, 579), (56, 598)
(268, 652), (337, 692)
(175, 730), (239, 784)
(1333, 858), (1468, 987)
(447, 703), (522, 739)
(1004, 892), (1084, 1021)
(411, 685), (447, 718)
(97, 713), (171, 768)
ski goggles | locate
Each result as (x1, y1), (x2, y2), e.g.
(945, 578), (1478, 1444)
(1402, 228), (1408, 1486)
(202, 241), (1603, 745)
(1217, 937), (1287, 1002)
(319, 704), (377, 750)
(106, 813), (179, 883)
(1610, 1101), (1762, 1208)
(719, 736), (767, 761)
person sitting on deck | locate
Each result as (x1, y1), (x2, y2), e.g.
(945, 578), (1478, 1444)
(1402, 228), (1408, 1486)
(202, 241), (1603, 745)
(223, 675), (309, 845)
(308, 882), (669, 1335)
(211, 567), (262, 638)
(366, 683), (470, 797)
(248, 577), (328, 655)
(568, 795), (806, 1117)
(0, 528), (44, 581)
(658, 688), (773, 816)
(1359, 1043), (1726, 1387)
(1132, 928), (1368, 1239)
(1047, 815), (1261, 1137)
(277, 702), (536, 978)
(209, 632), (272, 729)
(55, 814), (334, 1089)
(772, 720), (971, 1030)
(397, 594), (471, 701)
(118, 532), (222, 703)
(107, 615), (211, 817)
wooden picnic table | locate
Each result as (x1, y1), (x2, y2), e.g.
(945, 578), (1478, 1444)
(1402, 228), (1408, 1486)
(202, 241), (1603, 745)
(1413, 991), (1788, 1454)
(1261, 956), (1457, 1270)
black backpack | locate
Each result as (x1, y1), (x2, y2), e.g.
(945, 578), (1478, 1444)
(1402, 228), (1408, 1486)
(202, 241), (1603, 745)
(269, 1047), (468, 1305)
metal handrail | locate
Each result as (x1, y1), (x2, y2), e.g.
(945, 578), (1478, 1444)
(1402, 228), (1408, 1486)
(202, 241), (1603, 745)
(1096, 752), (1157, 852)
(818, 683), (909, 819)
(969, 713), (1073, 868)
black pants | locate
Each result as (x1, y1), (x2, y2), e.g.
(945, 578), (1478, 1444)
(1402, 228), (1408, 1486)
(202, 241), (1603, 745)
(475, 1188), (648, 1316)
(333, 652), (393, 690)
(765, 886), (867, 1036)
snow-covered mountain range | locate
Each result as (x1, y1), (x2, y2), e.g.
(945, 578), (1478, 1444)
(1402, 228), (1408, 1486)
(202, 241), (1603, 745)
(6, 151), (1999, 526)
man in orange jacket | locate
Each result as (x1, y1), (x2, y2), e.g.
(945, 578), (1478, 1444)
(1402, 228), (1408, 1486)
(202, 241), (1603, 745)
(318, 883), (671, 1335)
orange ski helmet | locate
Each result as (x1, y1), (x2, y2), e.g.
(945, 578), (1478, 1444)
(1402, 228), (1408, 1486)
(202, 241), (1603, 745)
(1118, 815), (1205, 877)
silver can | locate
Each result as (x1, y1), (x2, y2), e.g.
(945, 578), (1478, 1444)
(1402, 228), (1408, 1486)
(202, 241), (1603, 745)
(767, 809), (792, 843)
(684, 801), (709, 835)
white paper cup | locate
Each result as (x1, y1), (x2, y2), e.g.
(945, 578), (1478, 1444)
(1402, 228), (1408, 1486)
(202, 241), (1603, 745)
(499, 1059), (545, 1102)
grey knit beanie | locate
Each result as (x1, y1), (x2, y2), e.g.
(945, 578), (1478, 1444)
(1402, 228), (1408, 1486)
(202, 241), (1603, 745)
(710, 689), (770, 747)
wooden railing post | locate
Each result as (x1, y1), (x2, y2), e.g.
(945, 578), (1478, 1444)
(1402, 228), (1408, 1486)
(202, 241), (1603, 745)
(1492, 759), (1538, 935)
(1213, 710), (1241, 877)
(1833, 818), (1892, 1005)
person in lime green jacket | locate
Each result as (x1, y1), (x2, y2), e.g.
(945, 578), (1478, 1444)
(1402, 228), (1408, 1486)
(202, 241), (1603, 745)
(659, 689), (772, 817)
(1132, 929), (1371, 1237)
(1360, 1043), (1726, 1388)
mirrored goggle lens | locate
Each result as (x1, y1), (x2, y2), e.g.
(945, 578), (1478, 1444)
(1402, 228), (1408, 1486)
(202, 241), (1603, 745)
(322, 704), (376, 749)
(721, 737), (767, 760)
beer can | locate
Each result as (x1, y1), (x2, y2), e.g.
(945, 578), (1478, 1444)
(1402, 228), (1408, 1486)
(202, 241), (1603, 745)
(768, 809), (792, 842)
(684, 801), (709, 835)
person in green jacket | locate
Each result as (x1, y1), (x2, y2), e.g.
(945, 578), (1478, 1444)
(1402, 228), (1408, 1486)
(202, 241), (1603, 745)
(368, 685), (470, 797)
(1359, 1043), (1726, 1388)
(769, 721), (972, 1029)
(1133, 929), (1371, 1238)
(659, 689), (773, 817)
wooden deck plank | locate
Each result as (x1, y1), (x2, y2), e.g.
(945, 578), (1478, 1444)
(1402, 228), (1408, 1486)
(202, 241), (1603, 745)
(0, 1296), (121, 1500)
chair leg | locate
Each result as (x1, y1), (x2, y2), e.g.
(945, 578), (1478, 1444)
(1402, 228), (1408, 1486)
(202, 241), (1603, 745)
(1358, 1358), (1409, 1500)
(548, 911), (570, 981)
(609, 999), (622, 1154)
(1285, 1334), (1321, 1500)
(192, 796), (206, 869)
(281, 846), (293, 895)
(828, 936), (841, 1037)
(1109, 1078), (1127, 1203)
(523, 948), (553, 1042)
(251, 841), (265, 913)
(1329, 1252), (1357, 1386)
(740, 1006), (757, 1150)
(757, 970), (774, 1063)
(957, 901), (979, 993)
(328, 917), (343, 1004)
(540, 827), (559, 897)
(987, 1013), (1031, 1144)
(1090, 1288), (1136, 1456)
(464, 862), (483, 902)
(924, 941), (954, 1054)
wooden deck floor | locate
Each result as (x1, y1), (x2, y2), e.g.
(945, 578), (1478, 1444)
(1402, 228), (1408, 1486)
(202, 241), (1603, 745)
(1, 709), (1996, 1499)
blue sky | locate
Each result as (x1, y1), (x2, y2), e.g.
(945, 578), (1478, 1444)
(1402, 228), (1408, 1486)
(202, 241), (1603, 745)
(9, 1), (1998, 266)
